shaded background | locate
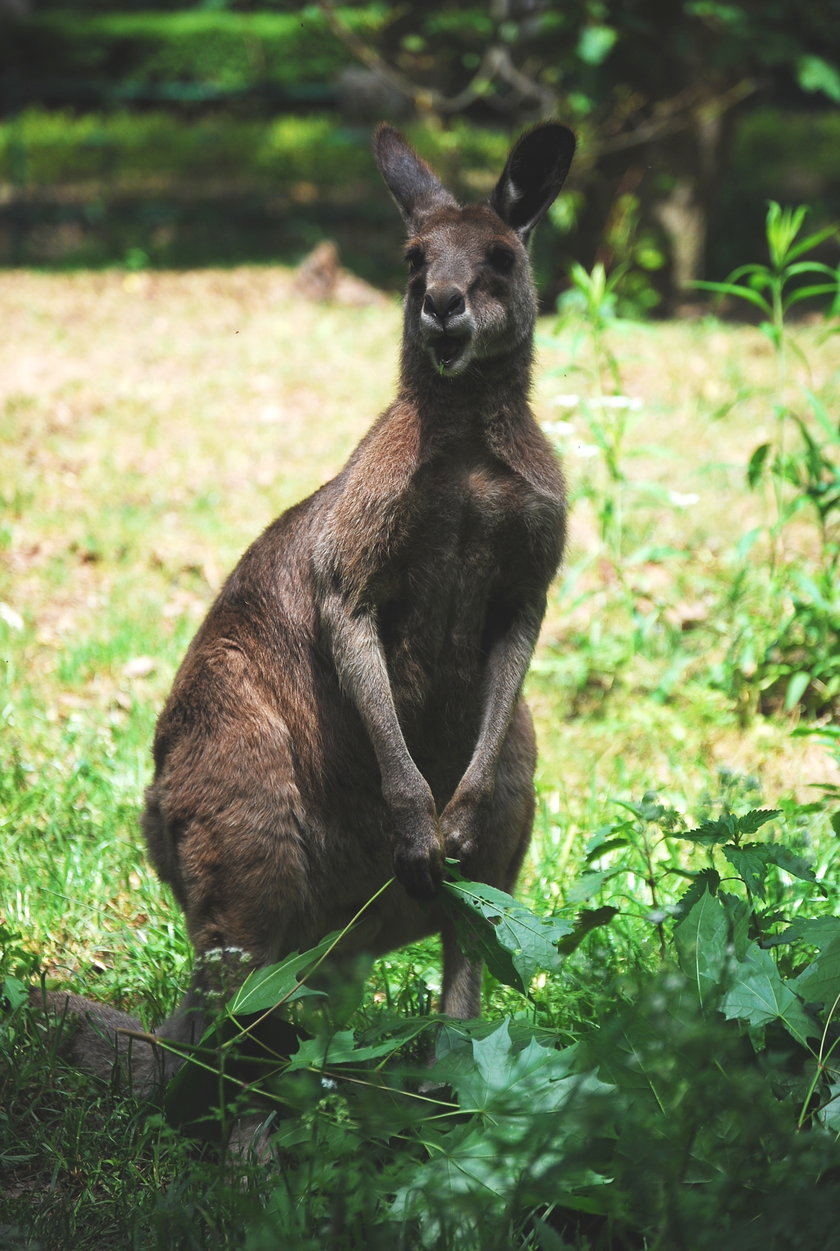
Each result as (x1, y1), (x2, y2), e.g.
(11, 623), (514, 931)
(1, 0), (839, 312)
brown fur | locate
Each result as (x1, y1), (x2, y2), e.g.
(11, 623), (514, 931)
(48, 121), (576, 1095)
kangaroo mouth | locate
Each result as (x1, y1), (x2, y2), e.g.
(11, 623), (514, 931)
(431, 335), (467, 374)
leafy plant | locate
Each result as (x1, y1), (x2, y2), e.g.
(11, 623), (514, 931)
(697, 202), (840, 716)
(557, 260), (627, 396)
(19, 790), (839, 1249)
(698, 202), (838, 345)
(548, 260), (661, 578)
(697, 201), (839, 543)
(137, 806), (840, 1249)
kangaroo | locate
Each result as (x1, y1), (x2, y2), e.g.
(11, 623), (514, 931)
(39, 121), (575, 1100)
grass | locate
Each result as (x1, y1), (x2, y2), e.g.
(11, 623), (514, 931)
(2, 265), (840, 1247)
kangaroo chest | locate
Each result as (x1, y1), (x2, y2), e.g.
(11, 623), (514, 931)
(372, 455), (554, 717)
(388, 456), (538, 595)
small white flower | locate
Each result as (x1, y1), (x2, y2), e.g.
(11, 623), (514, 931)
(591, 395), (642, 410)
(258, 403), (284, 424)
(668, 491), (700, 508)
(0, 603), (24, 631)
(122, 656), (156, 679)
(542, 419), (575, 438)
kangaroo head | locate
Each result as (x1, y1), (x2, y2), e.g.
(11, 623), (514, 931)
(374, 122), (575, 379)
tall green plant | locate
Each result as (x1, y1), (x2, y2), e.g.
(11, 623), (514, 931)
(8, 804), (840, 1248)
(697, 201), (839, 551)
(192, 819), (840, 1248)
(552, 262), (637, 560)
(698, 202), (840, 716)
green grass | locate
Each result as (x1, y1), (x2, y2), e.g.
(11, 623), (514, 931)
(2, 267), (840, 1247)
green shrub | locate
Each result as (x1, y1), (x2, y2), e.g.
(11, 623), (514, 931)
(698, 201), (840, 717)
(0, 9), (386, 97)
(709, 108), (840, 279)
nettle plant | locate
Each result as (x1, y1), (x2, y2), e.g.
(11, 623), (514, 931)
(540, 260), (695, 720)
(135, 793), (840, 1249)
(550, 261), (637, 560)
(698, 201), (840, 718)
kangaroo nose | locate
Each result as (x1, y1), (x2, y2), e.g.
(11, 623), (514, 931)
(423, 287), (466, 323)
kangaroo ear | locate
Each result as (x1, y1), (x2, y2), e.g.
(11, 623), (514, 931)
(374, 123), (457, 232)
(490, 123), (576, 243)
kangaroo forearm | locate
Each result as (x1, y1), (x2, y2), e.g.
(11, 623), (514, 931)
(321, 590), (429, 807)
(463, 608), (543, 794)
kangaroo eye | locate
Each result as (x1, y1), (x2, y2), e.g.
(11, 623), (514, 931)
(405, 246), (426, 275)
(487, 245), (516, 274)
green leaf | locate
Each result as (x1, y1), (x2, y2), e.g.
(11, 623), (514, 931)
(816, 1081), (840, 1135)
(439, 873), (573, 995)
(674, 890), (728, 1009)
(719, 891), (751, 960)
(783, 258), (838, 278)
(680, 809), (780, 847)
(577, 23), (617, 65)
(724, 841), (816, 899)
(673, 868), (721, 919)
(229, 931), (341, 1014)
(736, 809), (783, 836)
(728, 262), (773, 284)
(797, 54), (840, 103)
(723, 842), (771, 898)
(693, 279), (771, 316)
(397, 1020), (614, 1237)
(283, 1028), (403, 1073)
(785, 283), (840, 309)
(531, 1218), (577, 1251)
(765, 201), (808, 267)
(785, 671), (812, 711)
(2, 976), (28, 1011)
(721, 944), (817, 1044)
(566, 870), (613, 902)
(772, 916), (840, 950)
(461, 1024), (612, 1119)
(556, 906), (619, 955)
(792, 935), (840, 1010)
(747, 441), (771, 488)
(583, 837), (629, 863)
(763, 843), (818, 884)
(804, 389), (840, 443)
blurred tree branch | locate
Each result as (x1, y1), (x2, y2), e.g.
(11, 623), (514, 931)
(596, 78), (760, 155)
(318, 0), (558, 117)
(317, 0), (759, 154)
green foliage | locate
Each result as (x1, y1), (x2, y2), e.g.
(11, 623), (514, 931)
(438, 870), (574, 994)
(0, 9), (382, 97)
(551, 263), (645, 562)
(696, 201), (840, 347)
(148, 818), (840, 1245)
(698, 201), (840, 716)
(712, 108), (840, 278)
(0, 797), (805, 1249)
(6, 2), (838, 121)
(3, 3), (839, 287)
(0, 109), (370, 191)
(9, 782), (840, 1247)
(541, 201), (840, 725)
